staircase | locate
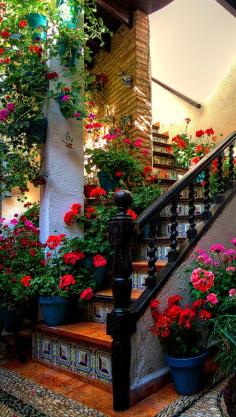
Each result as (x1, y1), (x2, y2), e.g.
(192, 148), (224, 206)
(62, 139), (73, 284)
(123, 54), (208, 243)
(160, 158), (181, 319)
(32, 128), (236, 412)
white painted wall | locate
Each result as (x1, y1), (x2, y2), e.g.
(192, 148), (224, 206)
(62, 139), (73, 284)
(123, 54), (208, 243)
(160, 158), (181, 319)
(150, 0), (236, 134)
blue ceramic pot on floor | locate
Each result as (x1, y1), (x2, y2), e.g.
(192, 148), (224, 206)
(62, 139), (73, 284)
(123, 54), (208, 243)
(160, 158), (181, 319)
(165, 351), (208, 395)
(39, 296), (70, 327)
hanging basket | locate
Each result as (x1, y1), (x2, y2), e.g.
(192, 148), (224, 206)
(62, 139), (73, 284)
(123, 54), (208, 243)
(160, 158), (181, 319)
(57, 39), (81, 67)
(98, 171), (119, 192)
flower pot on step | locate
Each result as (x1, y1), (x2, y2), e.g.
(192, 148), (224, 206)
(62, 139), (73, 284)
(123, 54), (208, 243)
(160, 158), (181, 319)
(98, 171), (118, 193)
(39, 296), (70, 327)
(85, 257), (107, 291)
(165, 350), (208, 395)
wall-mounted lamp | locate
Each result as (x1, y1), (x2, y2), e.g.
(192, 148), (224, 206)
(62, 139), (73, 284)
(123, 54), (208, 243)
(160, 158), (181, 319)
(118, 70), (133, 87)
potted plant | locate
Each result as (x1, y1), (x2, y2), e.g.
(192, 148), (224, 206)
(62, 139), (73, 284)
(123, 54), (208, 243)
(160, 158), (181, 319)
(0, 208), (45, 331)
(63, 202), (115, 290)
(150, 295), (211, 395)
(31, 232), (94, 326)
(85, 127), (144, 192)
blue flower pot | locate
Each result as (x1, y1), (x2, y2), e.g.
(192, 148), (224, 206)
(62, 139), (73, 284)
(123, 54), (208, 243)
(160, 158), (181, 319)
(98, 171), (118, 193)
(84, 257), (107, 291)
(26, 13), (47, 29)
(165, 351), (208, 395)
(39, 296), (70, 327)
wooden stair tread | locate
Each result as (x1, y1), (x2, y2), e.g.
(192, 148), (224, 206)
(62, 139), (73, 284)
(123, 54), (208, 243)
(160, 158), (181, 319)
(153, 140), (171, 148)
(153, 150), (175, 159)
(153, 163), (188, 172)
(34, 322), (111, 348)
(95, 288), (143, 300)
(132, 260), (167, 271)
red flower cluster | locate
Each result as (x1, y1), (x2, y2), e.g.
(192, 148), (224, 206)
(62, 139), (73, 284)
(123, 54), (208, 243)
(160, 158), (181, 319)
(47, 71), (59, 80)
(19, 20), (28, 28)
(64, 203), (82, 225)
(29, 45), (42, 57)
(59, 274), (76, 289)
(93, 254), (107, 268)
(85, 122), (102, 130)
(0, 57), (10, 64)
(63, 251), (85, 265)
(46, 234), (65, 250)
(127, 208), (137, 220)
(89, 187), (107, 198)
(0, 29), (10, 38)
(190, 268), (215, 292)
(21, 275), (32, 287)
(196, 129), (205, 138)
(80, 287), (93, 300)
(172, 135), (187, 149)
(150, 294), (211, 341)
(85, 206), (96, 219)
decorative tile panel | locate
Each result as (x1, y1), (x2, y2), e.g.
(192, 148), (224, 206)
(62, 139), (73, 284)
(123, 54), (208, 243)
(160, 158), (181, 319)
(92, 302), (112, 323)
(131, 270), (147, 289)
(32, 332), (112, 385)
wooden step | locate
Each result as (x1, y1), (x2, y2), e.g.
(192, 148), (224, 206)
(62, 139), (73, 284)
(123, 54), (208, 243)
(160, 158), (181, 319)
(153, 140), (171, 148)
(153, 163), (188, 172)
(132, 260), (167, 271)
(34, 322), (111, 349)
(95, 287), (143, 301)
(153, 150), (175, 159)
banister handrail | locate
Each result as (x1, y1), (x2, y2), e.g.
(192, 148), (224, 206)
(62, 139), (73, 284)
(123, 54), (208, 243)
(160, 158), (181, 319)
(152, 77), (202, 109)
(108, 130), (236, 411)
(138, 130), (236, 228)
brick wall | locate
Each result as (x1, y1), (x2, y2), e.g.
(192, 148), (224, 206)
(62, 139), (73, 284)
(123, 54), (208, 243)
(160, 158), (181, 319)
(92, 10), (152, 159)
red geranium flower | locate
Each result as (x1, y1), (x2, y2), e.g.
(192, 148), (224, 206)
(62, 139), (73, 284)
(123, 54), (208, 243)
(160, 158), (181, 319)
(19, 20), (28, 28)
(196, 129), (205, 138)
(0, 47), (5, 55)
(29, 45), (42, 57)
(46, 234), (65, 250)
(198, 309), (212, 321)
(191, 156), (201, 165)
(47, 71), (59, 80)
(29, 248), (36, 257)
(89, 187), (107, 198)
(127, 208), (137, 220)
(64, 210), (76, 225)
(21, 275), (32, 287)
(85, 206), (96, 219)
(190, 268), (215, 292)
(70, 203), (82, 214)
(150, 299), (160, 309)
(115, 171), (124, 178)
(59, 274), (76, 289)
(0, 29), (10, 38)
(143, 166), (152, 176)
(195, 145), (204, 153)
(168, 295), (182, 307)
(93, 254), (107, 268)
(80, 287), (93, 301)
(63, 251), (85, 265)
(205, 128), (214, 136)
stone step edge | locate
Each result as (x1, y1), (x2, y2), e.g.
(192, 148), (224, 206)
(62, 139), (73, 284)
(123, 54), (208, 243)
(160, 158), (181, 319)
(33, 323), (112, 349)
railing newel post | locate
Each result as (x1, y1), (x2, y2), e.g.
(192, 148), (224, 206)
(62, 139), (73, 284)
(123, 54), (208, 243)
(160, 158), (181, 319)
(107, 190), (136, 411)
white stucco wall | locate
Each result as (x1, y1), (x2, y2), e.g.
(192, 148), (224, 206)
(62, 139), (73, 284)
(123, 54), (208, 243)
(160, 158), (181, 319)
(150, 0), (236, 137)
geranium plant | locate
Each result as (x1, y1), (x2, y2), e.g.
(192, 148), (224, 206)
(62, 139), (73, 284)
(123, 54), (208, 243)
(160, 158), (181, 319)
(0, 208), (45, 310)
(187, 240), (236, 313)
(150, 295), (211, 357)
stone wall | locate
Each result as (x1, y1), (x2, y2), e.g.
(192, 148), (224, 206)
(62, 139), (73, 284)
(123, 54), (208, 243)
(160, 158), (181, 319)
(92, 10), (152, 158)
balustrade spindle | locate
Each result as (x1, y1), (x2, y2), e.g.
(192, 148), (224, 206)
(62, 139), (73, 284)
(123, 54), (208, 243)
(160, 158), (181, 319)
(107, 190), (136, 411)
(168, 197), (179, 262)
(216, 153), (225, 201)
(202, 167), (212, 220)
(146, 233), (157, 288)
(228, 143), (235, 188)
(187, 182), (197, 240)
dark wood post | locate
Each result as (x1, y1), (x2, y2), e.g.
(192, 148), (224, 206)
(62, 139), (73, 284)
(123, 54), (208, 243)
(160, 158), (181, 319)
(187, 182), (197, 240)
(228, 143), (235, 188)
(107, 190), (136, 411)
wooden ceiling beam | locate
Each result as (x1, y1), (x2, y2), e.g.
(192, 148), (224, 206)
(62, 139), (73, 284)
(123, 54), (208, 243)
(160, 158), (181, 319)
(96, 0), (132, 26)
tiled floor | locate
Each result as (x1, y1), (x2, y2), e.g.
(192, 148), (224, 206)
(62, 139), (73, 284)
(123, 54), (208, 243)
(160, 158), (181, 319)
(2, 360), (179, 417)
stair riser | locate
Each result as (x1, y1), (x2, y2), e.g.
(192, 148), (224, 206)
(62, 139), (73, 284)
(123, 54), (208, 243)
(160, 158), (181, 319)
(32, 332), (112, 385)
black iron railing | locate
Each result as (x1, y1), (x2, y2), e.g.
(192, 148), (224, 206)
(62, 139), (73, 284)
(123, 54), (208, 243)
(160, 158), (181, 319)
(107, 130), (236, 411)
